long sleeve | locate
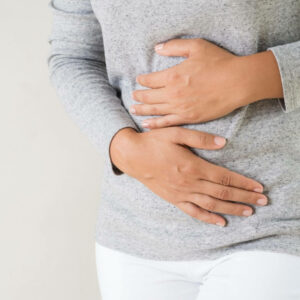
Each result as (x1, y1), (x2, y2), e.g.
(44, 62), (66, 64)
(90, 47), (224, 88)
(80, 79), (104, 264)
(267, 40), (300, 113)
(47, 0), (139, 175)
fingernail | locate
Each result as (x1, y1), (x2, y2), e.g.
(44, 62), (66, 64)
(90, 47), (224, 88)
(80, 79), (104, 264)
(130, 107), (136, 114)
(243, 209), (253, 216)
(257, 198), (268, 206)
(155, 43), (164, 50)
(254, 186), (264, 193)
(216, 222), (225, 227)
(142, 121), (149, 128)
(214, 136), (226, 146)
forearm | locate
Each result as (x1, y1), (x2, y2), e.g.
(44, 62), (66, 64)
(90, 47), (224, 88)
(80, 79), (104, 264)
(238, 50), (284, 106)
(48, 0), (139, 175)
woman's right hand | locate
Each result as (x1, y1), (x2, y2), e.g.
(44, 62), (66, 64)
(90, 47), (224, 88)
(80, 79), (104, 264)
(110, 127), (268, 227)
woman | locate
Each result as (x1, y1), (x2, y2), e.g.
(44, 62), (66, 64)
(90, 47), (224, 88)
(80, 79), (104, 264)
(48, 0), (300, 299)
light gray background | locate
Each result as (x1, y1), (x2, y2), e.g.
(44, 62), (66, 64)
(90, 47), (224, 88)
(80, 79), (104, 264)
(0, 1), (102, 299)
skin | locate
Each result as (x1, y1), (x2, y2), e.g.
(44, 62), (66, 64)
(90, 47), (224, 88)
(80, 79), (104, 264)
(110, 38), (283, 226)
(130, 38), (283, 128)
(110, 127), (267, 227)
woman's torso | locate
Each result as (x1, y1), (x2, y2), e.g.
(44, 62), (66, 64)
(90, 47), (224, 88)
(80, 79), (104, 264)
(92, 0), (300, 260)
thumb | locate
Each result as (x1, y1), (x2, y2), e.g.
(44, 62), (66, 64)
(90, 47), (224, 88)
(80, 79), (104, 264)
(171, 127), (227, 150)
(154, 38), (199, 58)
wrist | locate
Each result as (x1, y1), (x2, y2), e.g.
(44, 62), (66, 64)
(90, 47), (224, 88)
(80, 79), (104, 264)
(237, 51), (284, 105)
(109, 127), (140, 174)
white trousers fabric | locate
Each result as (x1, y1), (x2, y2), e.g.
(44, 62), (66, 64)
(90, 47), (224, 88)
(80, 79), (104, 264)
(95, 242), (300, 300)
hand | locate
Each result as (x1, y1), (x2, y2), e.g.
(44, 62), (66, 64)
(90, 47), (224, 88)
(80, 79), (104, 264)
(130, 38), (283, 129)
(110, 127), (267, 227)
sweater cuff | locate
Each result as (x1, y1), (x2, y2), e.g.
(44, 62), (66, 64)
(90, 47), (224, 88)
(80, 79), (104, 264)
(106, 120), (140, 175)
(267, 40), (300, 113)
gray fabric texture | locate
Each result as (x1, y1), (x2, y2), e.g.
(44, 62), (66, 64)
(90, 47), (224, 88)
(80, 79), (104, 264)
(48, 0), (300, 260)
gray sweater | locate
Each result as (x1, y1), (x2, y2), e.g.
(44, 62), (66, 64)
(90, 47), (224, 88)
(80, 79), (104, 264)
(48, 0), (300, 260)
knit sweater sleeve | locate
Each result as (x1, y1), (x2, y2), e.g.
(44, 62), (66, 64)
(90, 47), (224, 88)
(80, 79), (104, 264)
(267, 40), (300, 113)
(47, 0), (139, 175)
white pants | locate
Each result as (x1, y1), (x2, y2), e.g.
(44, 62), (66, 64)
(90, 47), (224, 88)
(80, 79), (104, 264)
(95, 242), (300, 300)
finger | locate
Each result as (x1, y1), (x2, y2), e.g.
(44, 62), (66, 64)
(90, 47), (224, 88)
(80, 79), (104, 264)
(176, 201), (226, 227)
(193, 180), (268, 206)
(141, 181), (226, 226)
(154, 38), (201, 58)
(170, 177), (267, 207)
(130, 103), (171, 116)
(170, 127), (227, 150)
(195, 159), (264, 193)
(188, 193), (254, 217)
(141, 115), (182, 129)
(132, 87), (168, 104)
(136, 69), (170, 88)
(136, 62), (183, 88)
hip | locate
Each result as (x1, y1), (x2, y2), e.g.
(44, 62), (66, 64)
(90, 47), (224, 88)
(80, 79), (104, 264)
(95, 241), (300, 300)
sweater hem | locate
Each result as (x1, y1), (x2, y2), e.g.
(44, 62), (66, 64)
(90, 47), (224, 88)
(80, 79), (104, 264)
(94, 231), (300, 261)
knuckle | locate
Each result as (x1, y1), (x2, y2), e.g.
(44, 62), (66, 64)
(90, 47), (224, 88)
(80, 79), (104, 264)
(202, 214), (214, 224)
(227, 203), (242, 215)
(180, 160), (195, 175)
(220, 173), (232, 186)
(179, 201), (214, 223)
(216, 187), (230, 200)
(197, 133), (208, 146)
(182, 74), (192, 87)
(177, 202), (197, 218)
(161, 118), (172, 127)
(195, 210), (212, 223)
(150, 120), (158, 128)
(174, 162), (193, 176)
(201, 198), (217, 212)
(151, 105), (158, 114)
(189, 207), (202, 219)
(167, 71), (181, 83)
(183, 110), (197, 121)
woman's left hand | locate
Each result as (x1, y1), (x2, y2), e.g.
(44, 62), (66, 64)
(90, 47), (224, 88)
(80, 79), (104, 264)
(130, 38), (283, 129)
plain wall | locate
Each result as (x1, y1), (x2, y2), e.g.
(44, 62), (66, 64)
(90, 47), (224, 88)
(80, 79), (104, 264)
(0, 1), (102, 299)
